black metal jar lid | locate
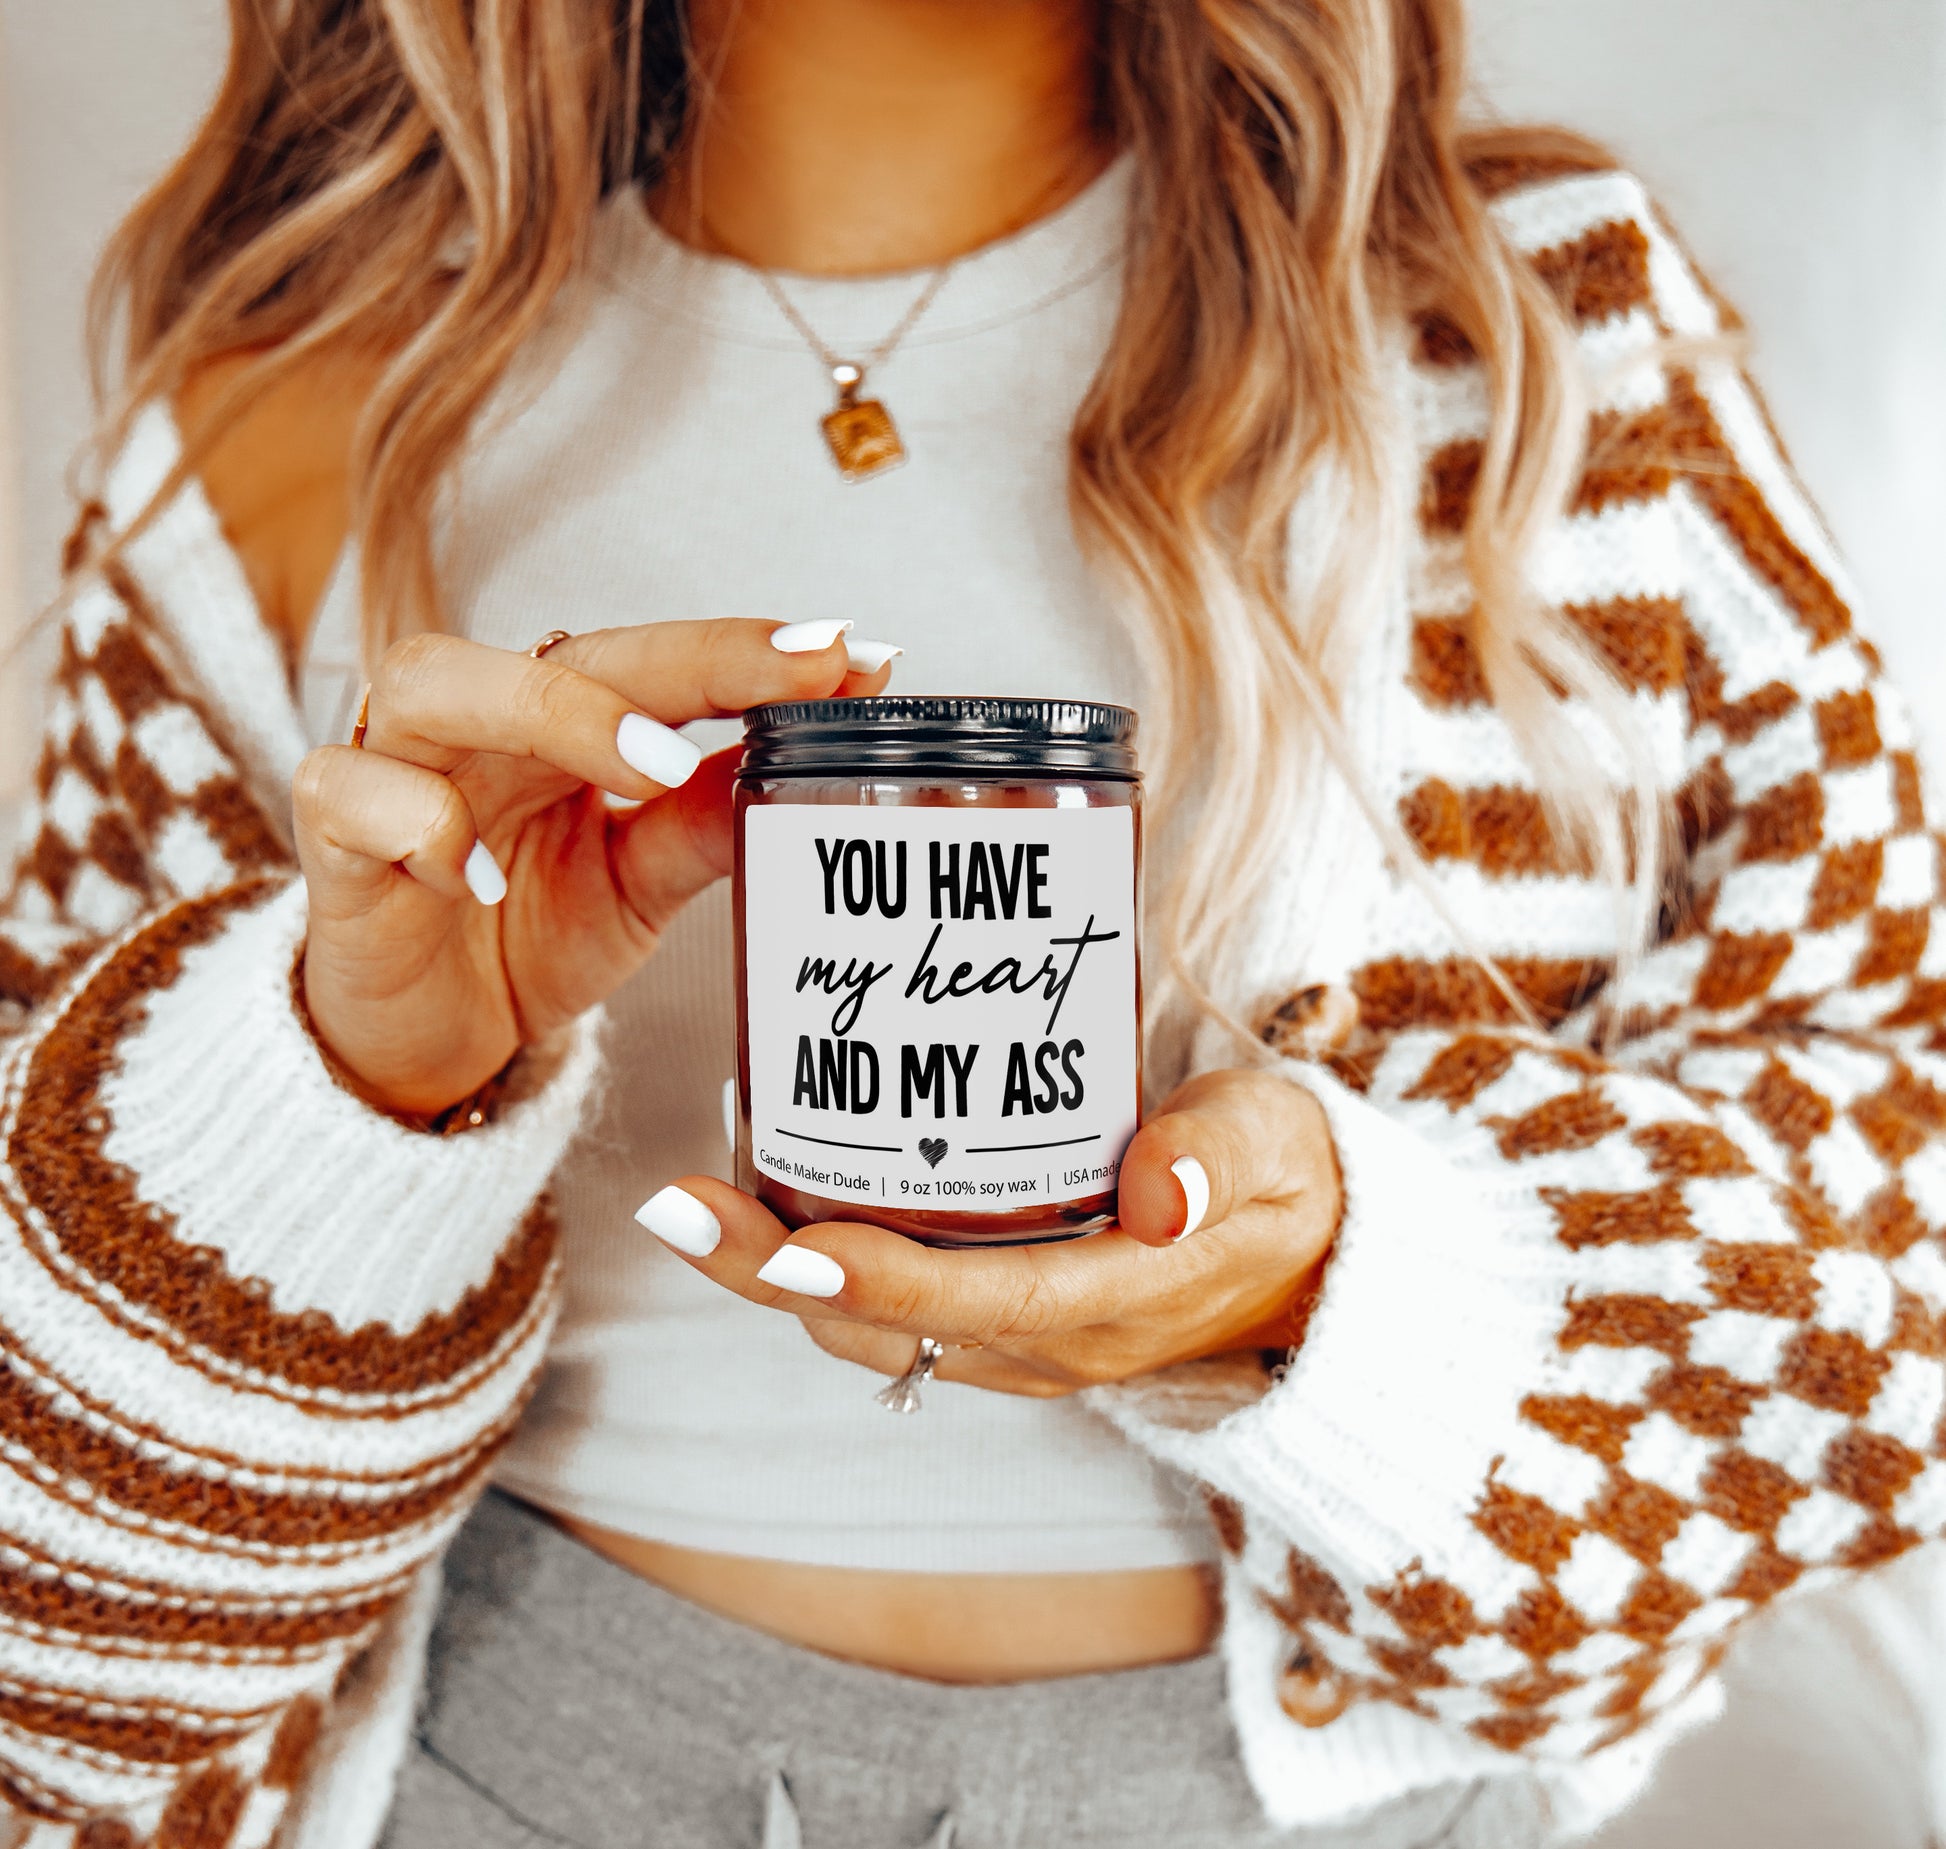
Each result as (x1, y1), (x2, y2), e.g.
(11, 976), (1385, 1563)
(739, 696), (1139, 780)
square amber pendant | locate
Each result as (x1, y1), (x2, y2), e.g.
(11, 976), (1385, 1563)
(821, 396), (907, 483)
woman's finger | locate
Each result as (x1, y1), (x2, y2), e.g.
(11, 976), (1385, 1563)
(797, 1318), (1070, 1398)
(292, 744), (486, 915)
(361, 620), (898, 816)
(547, 617), (899, 729)
(590, 628), (899, 923)
(632, 1175), (850, 1308)
(636, 1173), (1195, 1346)
(838, 659), (899, 697)
(363, 632), (706, 801)
(796, 1317), (914, 1376)
(1114, 1068), (1338, 1249)
(605, 748), (740, 936)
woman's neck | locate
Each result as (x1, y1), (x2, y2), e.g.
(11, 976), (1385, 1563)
(655, 0), (1112, 275)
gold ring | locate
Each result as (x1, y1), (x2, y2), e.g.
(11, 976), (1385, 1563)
(528, 629), (572, 660)
(348, 684), (371, 749)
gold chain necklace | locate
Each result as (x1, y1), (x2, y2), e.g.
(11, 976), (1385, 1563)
(742, 257), (957, 483)
(696, 152), (1108, 485)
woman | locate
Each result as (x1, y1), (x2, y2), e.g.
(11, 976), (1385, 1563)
(3, 0), (1942, 1843)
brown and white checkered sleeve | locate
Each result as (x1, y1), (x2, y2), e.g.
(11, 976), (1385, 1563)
(0, 557), (600, 1832)
(1102, 168), (1946, 1817)
(1, 560), (289, 1016)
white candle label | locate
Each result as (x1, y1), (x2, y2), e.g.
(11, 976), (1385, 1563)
(742, 804), (1139, 1211)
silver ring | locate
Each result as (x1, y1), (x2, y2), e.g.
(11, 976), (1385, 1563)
(875, 1337), (946, 1414)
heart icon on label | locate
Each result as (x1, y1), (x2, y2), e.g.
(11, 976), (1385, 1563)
(918, 1138), (949, 1169)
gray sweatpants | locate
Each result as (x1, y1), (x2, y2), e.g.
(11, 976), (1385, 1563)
(382, 1492), (1946, 1849)
(380, 1492), (1489, 1849)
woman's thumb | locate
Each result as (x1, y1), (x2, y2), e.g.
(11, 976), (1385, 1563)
(1114, 1070), (1326, 1248)
(1113, 1080), (1237, 1247)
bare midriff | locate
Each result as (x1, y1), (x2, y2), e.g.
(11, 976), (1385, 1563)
(551, 1513), (1220, 1682)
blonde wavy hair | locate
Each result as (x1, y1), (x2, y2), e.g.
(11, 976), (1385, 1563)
(87, 0), (1661, 1036)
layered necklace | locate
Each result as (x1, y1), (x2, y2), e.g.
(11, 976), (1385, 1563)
(690, 153), (1106, 485)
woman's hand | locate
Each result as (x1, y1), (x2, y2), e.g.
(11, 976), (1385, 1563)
(294, 619), (895, 1117)
(638, 1069), (1342, 1396)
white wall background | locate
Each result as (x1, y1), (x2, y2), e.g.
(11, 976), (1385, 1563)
(2, 0), (1944, 789)
(1, 3), (229, 799)
(1470, 0), (1946, 768)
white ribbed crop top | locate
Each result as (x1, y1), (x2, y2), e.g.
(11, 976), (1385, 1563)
(298, 158), (1219, 1571)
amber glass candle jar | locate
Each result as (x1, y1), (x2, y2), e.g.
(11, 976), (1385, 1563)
(734, 697), (1141, 1248)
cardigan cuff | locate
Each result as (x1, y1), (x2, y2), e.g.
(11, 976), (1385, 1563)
(93, 879), (602, 1335)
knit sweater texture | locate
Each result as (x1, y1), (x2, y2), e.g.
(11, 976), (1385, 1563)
(4, 152), (1945, 1846)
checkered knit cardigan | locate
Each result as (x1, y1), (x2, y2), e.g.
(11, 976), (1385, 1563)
(4, 152), (1945, 1845)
